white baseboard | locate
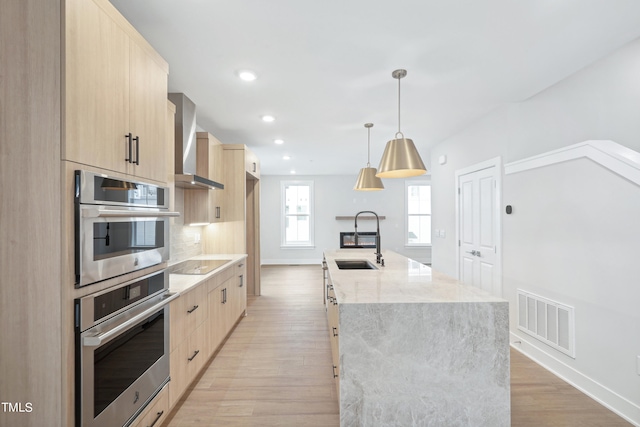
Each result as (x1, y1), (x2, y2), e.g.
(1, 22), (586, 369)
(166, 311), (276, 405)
(510, 332), (640, 426)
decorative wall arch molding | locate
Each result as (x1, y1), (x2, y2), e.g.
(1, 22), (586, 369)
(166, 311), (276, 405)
(504, 140), (640, 186)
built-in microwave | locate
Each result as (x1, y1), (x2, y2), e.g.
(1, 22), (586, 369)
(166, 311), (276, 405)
(74, 170), (179, 288)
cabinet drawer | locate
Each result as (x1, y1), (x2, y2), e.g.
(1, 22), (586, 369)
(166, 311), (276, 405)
(169, 321), (207, 408)
(206, 265), (235, 293)
(170, 284), (207, 351)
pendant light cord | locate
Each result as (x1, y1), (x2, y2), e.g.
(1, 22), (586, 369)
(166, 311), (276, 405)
(393, 69), (406, 139)
(397, 76), (401, 137)
(367, 126), (371, 167)
(364, 123), (374, 167)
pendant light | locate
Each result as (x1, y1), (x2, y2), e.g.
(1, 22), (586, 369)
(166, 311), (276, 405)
(354, 123), (385, 191)
(376, 69), (427, 178)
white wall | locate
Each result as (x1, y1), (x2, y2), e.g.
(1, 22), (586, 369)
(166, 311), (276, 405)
(260, 174), (431, 265)
(431, 37), (640, 424)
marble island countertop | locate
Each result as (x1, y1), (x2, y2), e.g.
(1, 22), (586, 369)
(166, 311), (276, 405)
(324, 249), (505, 305)
(324, 249), (511, 426)
(168, 254), (247, 294)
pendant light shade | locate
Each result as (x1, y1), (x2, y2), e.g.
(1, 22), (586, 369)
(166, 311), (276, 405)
(376, 69), (427, 178)
(354, 123), (384, 191)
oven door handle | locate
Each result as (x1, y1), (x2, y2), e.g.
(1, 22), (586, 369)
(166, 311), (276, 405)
(83, 292), (180, 347)
(82, 208), (180, 218)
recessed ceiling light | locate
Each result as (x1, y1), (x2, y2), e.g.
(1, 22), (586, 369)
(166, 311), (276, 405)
(283, 155), (290, 160)
(274, 139), (284, 145)
(261, 115), (275, 122)
(290, 170), (296, 174)
(237, 70), (257, 81)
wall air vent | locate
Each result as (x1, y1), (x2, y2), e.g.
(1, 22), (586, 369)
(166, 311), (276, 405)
(517, 289), (575, 358)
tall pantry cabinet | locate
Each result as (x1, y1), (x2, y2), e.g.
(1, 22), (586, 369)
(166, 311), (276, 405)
(0, 1), (169, 427)
(204, 144), (262, 296)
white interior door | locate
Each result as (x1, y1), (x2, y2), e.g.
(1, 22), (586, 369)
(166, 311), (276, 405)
(458, 166), (499, 295)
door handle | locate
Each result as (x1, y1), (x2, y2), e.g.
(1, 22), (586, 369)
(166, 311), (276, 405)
(133, 136), (140, 165)
(465, 250), (482, 257)
(83, 292), (179, 347)
(125, 133), (133, 163)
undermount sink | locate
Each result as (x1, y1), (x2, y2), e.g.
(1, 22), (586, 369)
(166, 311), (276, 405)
(335, 259), (378, 270)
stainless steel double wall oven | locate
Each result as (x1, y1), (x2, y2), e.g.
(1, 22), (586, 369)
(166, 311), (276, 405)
(74, 170), (179, 427)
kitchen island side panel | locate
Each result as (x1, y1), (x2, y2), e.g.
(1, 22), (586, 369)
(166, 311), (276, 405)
(339, 301), (510, 427)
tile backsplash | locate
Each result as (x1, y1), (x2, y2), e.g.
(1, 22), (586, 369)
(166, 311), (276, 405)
(170, 187), (203, 263)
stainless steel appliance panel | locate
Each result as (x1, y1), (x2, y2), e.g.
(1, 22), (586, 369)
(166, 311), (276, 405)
(75, 271), (178, 427)
(74, 170), (179, 287)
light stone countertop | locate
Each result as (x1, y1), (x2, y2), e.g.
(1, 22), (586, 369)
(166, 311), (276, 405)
(168, 254), (247, 294)
(326, 249), (511, 426)
(324, 249), (505, 304)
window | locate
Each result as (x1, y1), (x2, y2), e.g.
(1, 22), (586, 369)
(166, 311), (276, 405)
(406, 181), (431, 246)
(281, 181), (314, 247)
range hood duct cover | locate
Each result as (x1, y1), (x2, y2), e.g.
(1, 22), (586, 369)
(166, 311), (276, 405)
(168, 92), (224, 190)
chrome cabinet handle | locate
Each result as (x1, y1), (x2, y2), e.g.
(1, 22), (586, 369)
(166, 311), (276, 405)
(187, 305), (199, 314)
(332, 327), (338, 337)
(332, 365), (338, 378)
(188, 350), (200, 362)
(83, 292), (179, 347)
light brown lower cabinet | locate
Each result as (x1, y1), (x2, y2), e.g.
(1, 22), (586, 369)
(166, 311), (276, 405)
(326, 273), (340, 398)
(168, 283), (209, 407)
(165, 259), (248, 415)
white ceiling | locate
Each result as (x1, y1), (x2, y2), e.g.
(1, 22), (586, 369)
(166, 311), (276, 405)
(110, 0), (640, 176)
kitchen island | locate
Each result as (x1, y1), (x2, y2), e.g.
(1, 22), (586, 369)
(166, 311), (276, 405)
(323, 249), (510, 426)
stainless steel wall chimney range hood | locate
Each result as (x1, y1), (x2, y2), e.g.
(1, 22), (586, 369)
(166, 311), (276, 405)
(168, 93), (224, 190)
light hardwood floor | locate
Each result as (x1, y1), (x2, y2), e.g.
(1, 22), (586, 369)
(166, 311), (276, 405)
(163, 265), (631, 427)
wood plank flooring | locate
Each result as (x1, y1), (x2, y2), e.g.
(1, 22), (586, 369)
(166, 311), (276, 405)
(163, 265), (631, 427)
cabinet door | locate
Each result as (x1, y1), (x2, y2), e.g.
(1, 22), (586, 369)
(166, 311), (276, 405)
(65, 0), (130, 174)
(208, 277), (233, 353)
(245, 147), (260, 179)
(209, 139), (225, 223)
(169, 336), (189, 408)
(230, 261), (247, 319)
(129, 42), (168, 182)
(186, 322), (207, 379)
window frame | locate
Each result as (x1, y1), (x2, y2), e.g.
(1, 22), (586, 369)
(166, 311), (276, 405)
(280, 180), (315, 248)
(405, 180), (432, 247)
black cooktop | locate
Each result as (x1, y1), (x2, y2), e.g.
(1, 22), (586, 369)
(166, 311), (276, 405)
(171, 259), (230, 275)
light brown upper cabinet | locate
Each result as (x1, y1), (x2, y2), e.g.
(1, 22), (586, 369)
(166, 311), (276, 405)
(64, 0), (168, 183)
(183, 133), (225, 225)
(245, 148), (260, 179)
